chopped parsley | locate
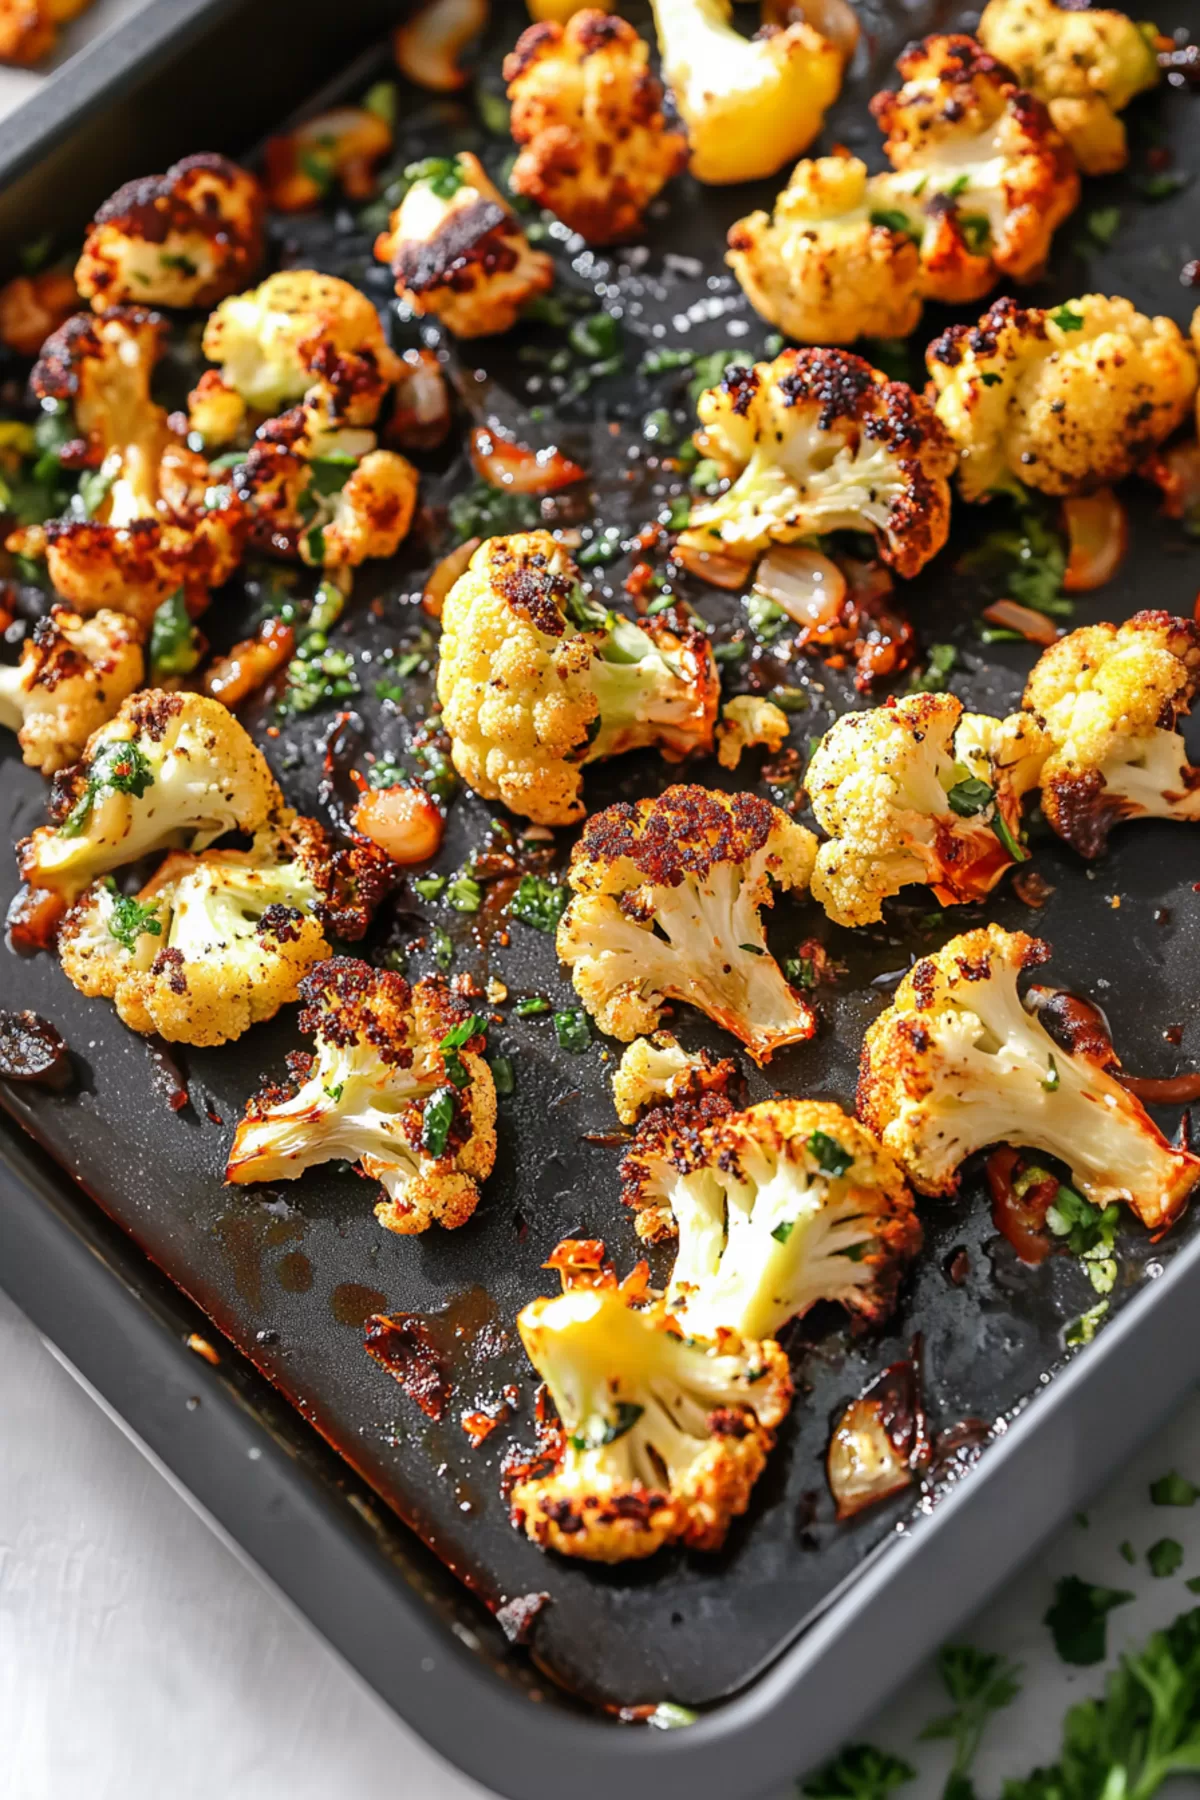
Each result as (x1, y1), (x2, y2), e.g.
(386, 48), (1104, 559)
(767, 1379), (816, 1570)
(508, 874), (568, 933)
(62, 738), (154, 837)
(1136, 170), (1190, 202)
(908, 643), (957, 694)
(279, 643), (359, 715)
(1045, 1183), (1120, 1293)
(1065, 1299), (1109, 1346)
(553, 1008), (591, 1053)
(420, 1086), (457, 1156)
(640, 346), (696, 375)
(745, 591), (788, 644)
(78, 456), (118, 519)
(441, 1014), (486, 1051)
(807, 1131), (853, 1178)
(515, 996), (550, 1016)
(919, 1645), (1021, 1794)
(446, 872), (482, 913)
(148, 589), (201, 680)
(770, 1220), (795, 1244)
(958, 214), (991, 255)
(102, 881), (162, 953)
(578, 530), (624, 568)
(1087, 205), (1120, 247)
(1049, 303), (1085, 332)
(687, 348), (751, 412)
(1151, 1472), (1200, 1507)
(414, 875), (446, 903)
(1148, 1539), (1184, 1579)
(569, 1400), (643, 1451)
(447, 480), (540, 541)
(869, 208), (922, 242)
(943, 172), (971, 198)
(1044, 1575), (1133, 1665)
(569, 311), (620, 362)
(785, 956), (815, 988)
(802, 1744), (914, 1798)
(946, 773), (1028, 862)
(1042, 1055), (1060, 1092)
(406, 155), (464, 199)
(363, 80), (397, 127)
(431, 927), (454, 972)
(487, 1053), (514, 1096)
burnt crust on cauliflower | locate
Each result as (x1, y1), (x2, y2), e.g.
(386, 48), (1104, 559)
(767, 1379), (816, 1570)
(75, 154), (265, 311)
(574, 785), (778, 889)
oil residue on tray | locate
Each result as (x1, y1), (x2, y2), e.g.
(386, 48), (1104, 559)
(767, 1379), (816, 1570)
(214, 1207), (305, 1310)
(276, 1249), (314, 1293)
(330, 1282), (388, 1326)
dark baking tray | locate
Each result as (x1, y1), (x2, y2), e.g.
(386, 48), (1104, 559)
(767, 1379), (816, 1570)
(2, 0), (1199, 1790)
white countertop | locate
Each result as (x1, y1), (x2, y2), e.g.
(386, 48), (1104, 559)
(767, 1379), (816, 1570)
(2, 1281), (1199, 1799)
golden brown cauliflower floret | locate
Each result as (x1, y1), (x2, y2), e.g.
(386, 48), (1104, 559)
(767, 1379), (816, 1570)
(7, 307), (248, 625)
(510, 1243), (792, 1561)
(504, 11), (687, 244)
(868, 34), (1079, 305)
(649, 0), (844, 185)
(927, 294), (1198, 502)
(233, 406), (418, 571)
(806, 692), (1047, 927)
(726, 154), (923, 348)
(557, 784), (818, 1063)
(620, 1096), (921, 1338)
(74, 154), (265, 311)
(857, 925), (1200, 1232)
(436, 531), (719, 825)
(1022, 611), (1200, 858)
(0, 606), (143, 776)
(19, 689), (282, 899)
(610, 1031), (734, 1127)
(978, 0), (1160, 176)
(681, 347), (955, 580)
(715, 694), (790, 771)
(0, 0), (93, 65)
(226, 958), (497, 1237)
(188, 270), (403, 446)
(374, 153), (553, 338)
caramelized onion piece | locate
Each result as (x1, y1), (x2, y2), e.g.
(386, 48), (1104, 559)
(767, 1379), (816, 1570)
(672, 531), (755, 591)
(982, 599), (1060, 646)
(6, 884), (67, 954)
(423, 537), (480, 619)
(387, 347), (452, 452)
(754, 546), (846, 628)
(204, 617), (295, 706)
(394, 0), (488, 91)
(0, 1010), (72, 1089)
(352, 783), (445, 864)
(986, 1146), (1055, 1265)
(1062, 489), (1128, 593)
(469, 426), (585, 494)
(1116, 1071), (1200, 1105)
(827, 1397), (914, 1520)
(265, 108), (392, 211)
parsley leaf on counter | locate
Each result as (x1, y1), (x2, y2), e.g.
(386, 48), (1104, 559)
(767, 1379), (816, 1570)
(1044, 1576), (1134, 1665)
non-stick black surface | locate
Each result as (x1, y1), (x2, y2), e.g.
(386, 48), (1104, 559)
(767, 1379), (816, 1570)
(2, 0), (1199, 1711)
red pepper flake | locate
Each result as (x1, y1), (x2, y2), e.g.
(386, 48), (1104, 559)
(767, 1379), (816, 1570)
(461, 1409), (500, 1447)
(364, 1313), (449, 1419)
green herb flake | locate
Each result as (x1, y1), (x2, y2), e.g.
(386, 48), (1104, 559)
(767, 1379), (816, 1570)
(420, 1086), (457, 1156)
(568, 311), (620, 363)
(640, 346), (695, 374)
(1087, 205), (1120, 247)
(102, 881), (163, 954)
(959, 213), (991, 255)
(785, 955), (815, 988)
(770, 1220), (795, 1244)
(943, 172), (971, 198)
(807, 1131), (853, 1178)
(569, 1399), (643, 1451)
(869, 208), (922, 243)
(406, 155), (464, 200)
(981, 372), (1003, 387)
(647, 1703), (697, 1730)
(1137, 170), (1190, 202)
(508, 874), (568, 934)
(446, 872), (483, 914)
(1042, 1054), (1060, 1092)
(487, 1053), (515, 1096)
(1119, 1540), (1137, 1565)
(1065, 1299), (1109, 1346)
(745, 590), (788, 644)
(148, 589), (201, 680)
(432, 926), (453, 972)
(413, 875), (445, 902)
(62, 738), (155, 837)
(946, 775), (995, 818)
(1149, 1539), (1185, 1579)
(802, 1744), (914, 1799)
(1151, 1472), (1200, 1507)
(363, 79), (397, 127)
(918, 1644), (1021, 1792)
(515, 996), (550, 1017)
(908, 643), (957, 694)
(554, 1008), (591, 1053)
(772, 686), (809, 713)
(1050, 303), (1085, 332)
(1043, 1575), (1133, 1665)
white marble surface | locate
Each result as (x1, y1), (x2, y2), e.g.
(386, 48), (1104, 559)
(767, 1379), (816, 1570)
(3, 1280), (1200, 1799)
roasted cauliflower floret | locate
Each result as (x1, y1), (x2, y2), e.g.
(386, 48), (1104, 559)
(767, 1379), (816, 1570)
(868, 33), (1079, 305)
(682, 347), (955, 580)
(649, 0), (843, 186)
(510, 1245), (792, 1561)
(1023, 611), (1200, 858)
(927, 294), (1198, 502)
(611, 1031), (734, 1127)
(374, 153), (553, 338)
(8, 307), (247, 624)
(806, 692), (1047, 927)
(233, 407), (418, 570)
(19, 690), (282, 899)
(0, 606), (143, 776)
(57, 818), (346, 1046)
(226, 958), (497, 1236)
(857, 925), (1200, 1231)
(504, 11), (688, 244)
(715, 695), (790, 771)
(978, 0), (1160, 176)
(726, 154), (923, 348)
(621, 1098), (921, 1339)
(0, 0), (93, 66)
(189, 270), (403, 445)
(74, 154), (264, 311)
(436, 531), (719, 825)
(556, 785), (818, 1063)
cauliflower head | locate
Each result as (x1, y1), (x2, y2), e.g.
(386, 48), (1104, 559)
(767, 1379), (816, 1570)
(927, 294), (1198, 503)
(510, 1246), (792, 1560)
(978, 0), (1160, 175)
(0, 606), (143, 776)
(857, 925), (1200, 1230)
(726, 154), (923, 347)
(504, 11), (688, 244)
(436, 531), (719, 824)
(611, 1031), (735, 1127)
(74, 154), (265, 311)
(19, 689), (282, 899)
(226, 959), (497, 1236)
(556, 784), (818, 1063)
(620, 1096), (921, 1339)
(868, 33), (1079, 304)
(1023, 611), (1200, 857)
(806, 692), (1046, 927)
(649, 0), (844, 185)
(716, 694), (790, 771)
(374, 153), (553, 338)
(10, 307), (247, 624)
(191, 270), (403, 444)
(683, 347), (955, 579)
(234, 406), (418, 570)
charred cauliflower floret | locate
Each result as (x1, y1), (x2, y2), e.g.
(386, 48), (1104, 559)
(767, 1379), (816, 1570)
(226, 958), (497, 1236)
(189, 270), (403, 445)
(0, 0), (93, 66)
(858, 925), (1200, 1231)
(0, 606), (143, 776)
(74, 154), (264, 311)
(55, 813), (377, 1046)
(611, 1031), (735, 1127)
(504, 11), (688, 244)
(510, 1245), (792, 1561)
(1023, 611), (1200, 858)
(682, 347), (955, 580)
(621, 1097), (921, 1338)
(726, 154), (923, 348)
(807, 692), (1047, 928)
(436, 531), (719, 825)
(8, 308), (247, 625)
(19, 690), (281, 899)
(649, 0), (844, 186)
(927, 294), (1198, 502)
(868, 34), (1079, 305)
(234, 406), (418, 569)
(556, 785), (818, 1063)
(374, 153), (553, 338)
(715, 695), (790, 771)
(978, 0), (1160, 176)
